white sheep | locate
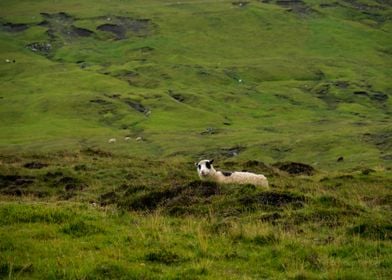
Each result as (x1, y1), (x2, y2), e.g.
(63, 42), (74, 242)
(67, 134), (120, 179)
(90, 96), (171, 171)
(108, 138), (116, 143)
(124, 137), (131, 141)
(196, 159), (269, 188)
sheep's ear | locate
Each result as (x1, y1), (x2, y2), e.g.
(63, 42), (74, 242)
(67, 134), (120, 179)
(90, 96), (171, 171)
(209, 159), (214, 164)
(194, 162), (198, 167)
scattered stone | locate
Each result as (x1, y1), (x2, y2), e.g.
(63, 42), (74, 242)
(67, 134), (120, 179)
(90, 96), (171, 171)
(232, 1), (250, 7)
(26, 42), (52, 55)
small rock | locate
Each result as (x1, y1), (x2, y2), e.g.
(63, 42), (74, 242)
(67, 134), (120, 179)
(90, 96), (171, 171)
(337, 156), (344, 162)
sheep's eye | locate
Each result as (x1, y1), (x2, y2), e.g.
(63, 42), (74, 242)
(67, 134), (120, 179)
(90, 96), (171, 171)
(206, 162), (211, 169)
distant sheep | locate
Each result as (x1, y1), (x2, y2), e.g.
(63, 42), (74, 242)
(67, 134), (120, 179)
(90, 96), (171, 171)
(124, 137), (131, 141)
(196, 159), (268, 188)
(108, 138), (116, 143)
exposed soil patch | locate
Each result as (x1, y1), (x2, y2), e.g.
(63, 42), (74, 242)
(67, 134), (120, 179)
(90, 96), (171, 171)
(99, 191), (118, 206)
(0, 174), (35, 196)
(97, 23), (125, 39)
(242, 160), (276, 176)
(90, 98), (112, 105)
(120, 181), (220, 212)
(70, 25), (94, 37)
(342, 0), (386, 11)
(168, 90), (186, 103)
(353, 90), (389, 102)
(23, 162), (48, 169)
(275, 0), (315, 15)
(1, 22), (29, 32)
(56, 176), (86, 192)
(0, 175), (35, 188)
(97, 17), (153, 40)
(200, 146), (246, 159)
(363, 131), (392, 153)
(273, 162), (315, 175)
(122, 98), (149, 114)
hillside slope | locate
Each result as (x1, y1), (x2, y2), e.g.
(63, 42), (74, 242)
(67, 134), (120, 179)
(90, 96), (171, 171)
(0, 0), (391, 170)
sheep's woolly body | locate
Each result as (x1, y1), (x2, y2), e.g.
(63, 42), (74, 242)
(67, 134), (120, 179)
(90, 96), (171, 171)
(196, 159), (268, 188)
(211, 171), (268, 187)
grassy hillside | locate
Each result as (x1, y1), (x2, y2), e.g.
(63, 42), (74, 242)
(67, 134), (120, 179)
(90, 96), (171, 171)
(0, 0), (391, 279)
(0, 0), (391, 169)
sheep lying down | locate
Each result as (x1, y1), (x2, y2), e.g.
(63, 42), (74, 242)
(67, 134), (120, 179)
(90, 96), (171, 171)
(196, 159), (269, 188)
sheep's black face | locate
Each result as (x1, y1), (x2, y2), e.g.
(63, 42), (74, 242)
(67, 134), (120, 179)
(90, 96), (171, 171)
(196, 159), (214, 178)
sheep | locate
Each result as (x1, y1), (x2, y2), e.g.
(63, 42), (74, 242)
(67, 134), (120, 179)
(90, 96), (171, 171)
(108, 138), (116, 143)
(124, 137), (131, 141)
(196, 159), (268, 188)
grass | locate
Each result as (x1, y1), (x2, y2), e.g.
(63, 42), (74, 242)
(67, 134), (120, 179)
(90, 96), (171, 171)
(0, 0), (391, 278)
(0, 0), (391, 169)
(0, 152), (391, 279)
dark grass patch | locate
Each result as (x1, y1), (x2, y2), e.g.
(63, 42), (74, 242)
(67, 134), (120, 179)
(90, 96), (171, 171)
(61, 220), (103, 237)
(145, 249), (184, 265)
(81, 147), (112, 157)
(239, 191), (306, 209)
(348, 222), (392, 240)
(260, 212), (282, 223)
(23, 162), (48, 169)
(87, 262), (132, 280)
(273, 162), (315, 175)
(0, 263), (33, 278)
(292, 208), (359, 227)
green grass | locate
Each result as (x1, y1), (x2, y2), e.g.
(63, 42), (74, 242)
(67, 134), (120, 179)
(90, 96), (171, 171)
(0, 0), (391, 169)
(0, 0), (391, 278)
(0, 152), (391, 279)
